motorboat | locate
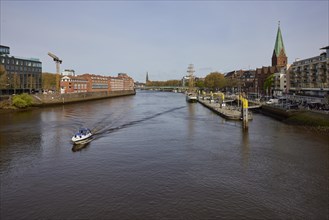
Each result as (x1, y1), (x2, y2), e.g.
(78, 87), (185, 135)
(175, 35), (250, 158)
(186, 92), (198, 103)
(72, 137), (93, 152)
(72, 128), (93, 143)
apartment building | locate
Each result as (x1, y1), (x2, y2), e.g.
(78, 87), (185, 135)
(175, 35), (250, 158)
(289, 46), (329, 97)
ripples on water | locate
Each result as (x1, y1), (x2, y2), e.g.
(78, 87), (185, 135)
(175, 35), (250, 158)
(0, 91), (328, 219)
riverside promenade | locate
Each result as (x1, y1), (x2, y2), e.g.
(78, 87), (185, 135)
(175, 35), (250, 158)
(198, 98), (252, 120)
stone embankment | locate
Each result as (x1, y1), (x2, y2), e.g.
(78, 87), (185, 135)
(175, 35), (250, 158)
(32, 90), (136, 107)
(260, 104), (329, 133)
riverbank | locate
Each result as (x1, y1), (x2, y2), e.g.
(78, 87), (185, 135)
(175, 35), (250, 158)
(0, 90), (136, 113)
(197, 98), (329, 134)
(260, 105), (329, 134)
(32, 90), (136, 107)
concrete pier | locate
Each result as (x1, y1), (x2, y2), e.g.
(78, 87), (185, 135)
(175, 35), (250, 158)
(198, 99), (252, 120)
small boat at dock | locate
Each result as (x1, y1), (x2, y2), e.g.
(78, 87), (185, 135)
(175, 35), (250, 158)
(186, 92), (198, 102)
(72, 128), (93, 143)
(185, 64), (198, 103)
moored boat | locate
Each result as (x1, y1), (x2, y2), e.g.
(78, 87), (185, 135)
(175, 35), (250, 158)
(185, 64), (198, 103)
(72, 128), (93, 143)
(186, 92), (198, 102)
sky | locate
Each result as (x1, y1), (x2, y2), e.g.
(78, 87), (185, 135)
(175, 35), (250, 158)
(1, 0), (328, 82)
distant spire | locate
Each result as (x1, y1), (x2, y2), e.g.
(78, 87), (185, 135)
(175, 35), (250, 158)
(146, 72), (149, 83)
(274, 21), (285, 57)
(272, 21), (287, 67)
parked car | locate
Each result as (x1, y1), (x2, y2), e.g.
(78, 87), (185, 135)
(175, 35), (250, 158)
(266, 99), (279, 104)
(286, 104), (299, 110)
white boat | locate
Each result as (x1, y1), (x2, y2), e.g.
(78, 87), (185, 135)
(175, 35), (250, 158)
(72, 128), (93, 143)
(186, 92), (198, 102)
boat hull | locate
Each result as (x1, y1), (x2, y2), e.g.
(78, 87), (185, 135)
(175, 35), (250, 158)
(71, 133), (93, 143)
(186, 97), (198, 103)
(186, 93), (198, 103)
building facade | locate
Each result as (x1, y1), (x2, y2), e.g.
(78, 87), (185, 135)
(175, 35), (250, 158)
(60, 75), (88, 93)
(224, 70), (255, 94)
(288, 46), (329, 97)
(272, 65), (289, 97)
(60, 73), (134, 94)
(0, 45), (42, 95)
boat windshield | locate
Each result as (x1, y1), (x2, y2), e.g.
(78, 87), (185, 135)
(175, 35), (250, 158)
(79, 128), (90, 135)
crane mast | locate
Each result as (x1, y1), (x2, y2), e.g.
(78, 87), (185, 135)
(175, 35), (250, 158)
(48, 52), (62, 93)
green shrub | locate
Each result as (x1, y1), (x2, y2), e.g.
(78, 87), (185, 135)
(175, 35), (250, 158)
(20, 93), (33, 105)
(12, 97), (27, 108)
(12, 93), (33, 108)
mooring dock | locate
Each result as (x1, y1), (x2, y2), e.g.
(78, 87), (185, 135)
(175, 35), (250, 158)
(197, 99), (252, 120)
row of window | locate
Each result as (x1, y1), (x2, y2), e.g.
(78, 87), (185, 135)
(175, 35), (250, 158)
(91, 77), (108, 81)
(0, 47), (10, 54)
(62, 78), (87, 83)
(1, 58), (42, 67)
(92, 84), (108, 89)
(4, 65), (41, 72)
(74, 84), (87, 89)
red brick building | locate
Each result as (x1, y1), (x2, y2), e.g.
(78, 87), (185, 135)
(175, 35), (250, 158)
(80, 74), (109, 92)
(60, 73), (134, 94)
(60, 75), (88, 94)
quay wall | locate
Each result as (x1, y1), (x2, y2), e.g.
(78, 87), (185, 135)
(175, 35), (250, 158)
(32, 90), (136, 107)
(260, 105), (329, 133)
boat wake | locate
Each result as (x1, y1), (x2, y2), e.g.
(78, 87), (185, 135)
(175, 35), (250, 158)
(97, 106), (186, 137)
(71, 106), (186, 151)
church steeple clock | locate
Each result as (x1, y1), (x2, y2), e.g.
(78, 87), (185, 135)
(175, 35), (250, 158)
(272, 21), (287, 68)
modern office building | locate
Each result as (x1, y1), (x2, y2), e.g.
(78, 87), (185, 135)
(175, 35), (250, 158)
(0, 45), (42, 94)
(288, 46), (328, 97)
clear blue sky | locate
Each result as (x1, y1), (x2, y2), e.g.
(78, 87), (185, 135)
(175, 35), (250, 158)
(1, 1), (328, 82)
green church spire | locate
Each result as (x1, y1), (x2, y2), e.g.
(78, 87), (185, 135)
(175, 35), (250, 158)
(274, 21), (286, 57)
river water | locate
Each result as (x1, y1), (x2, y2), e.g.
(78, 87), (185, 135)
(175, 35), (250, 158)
(0, 91), (328, 219)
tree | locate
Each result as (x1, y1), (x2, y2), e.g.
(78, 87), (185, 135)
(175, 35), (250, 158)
(264, 74), (274, 96)
(204, 72), (226, 90)
(12, 72), (21, 94)
(0, 65), (9, 90)
(195, 80), (204, 88)
(146, 80), (181, 87)
(27, 75), (36, 93)
(42, 72), (57, 91)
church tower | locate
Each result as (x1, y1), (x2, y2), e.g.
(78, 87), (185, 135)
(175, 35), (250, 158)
(272, 21), (287, 68)
(146, 72), (149, 83)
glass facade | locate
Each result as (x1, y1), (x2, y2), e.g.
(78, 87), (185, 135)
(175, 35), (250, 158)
(0, 45), (42, 94)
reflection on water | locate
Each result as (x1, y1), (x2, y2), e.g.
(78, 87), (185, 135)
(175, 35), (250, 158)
(0, 91), (328, 220)
(72, 138), (93, 152)
(241, 131), (250, 169)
